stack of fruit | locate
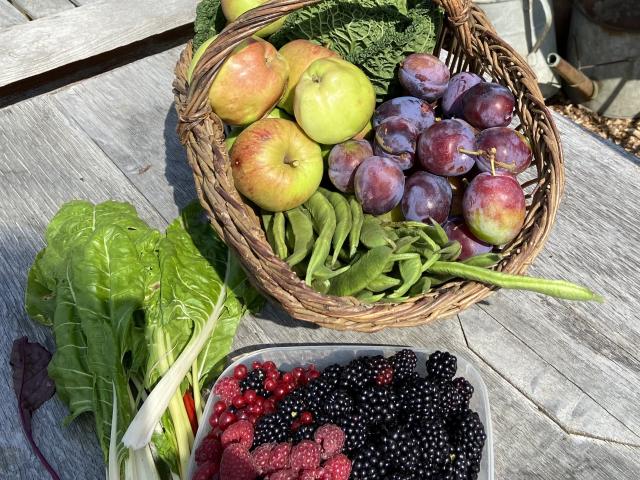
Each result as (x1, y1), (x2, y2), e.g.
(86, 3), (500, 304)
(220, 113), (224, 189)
(192, 350), (487, 480)
(188, 2), (602, 304)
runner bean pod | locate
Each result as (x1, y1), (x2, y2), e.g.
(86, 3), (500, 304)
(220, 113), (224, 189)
(285, 207), (315, 267)
(273, 211), (288, 260)
(319, 188), (352, 266)
(328, 246), (393, 296)
(304, 192), (336, 284)
(348, 197), (364, 257)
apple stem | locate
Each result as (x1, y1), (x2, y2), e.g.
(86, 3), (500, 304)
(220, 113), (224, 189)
(284, 157), (299, 168)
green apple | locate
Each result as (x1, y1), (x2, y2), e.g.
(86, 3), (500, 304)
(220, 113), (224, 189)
(230, 118), (323, 212)
(225, 126), (243, 151)
(221, 0), (287, 37)
(209, 37), (289, 126)
(294, 58), (376, 144)
(187, 35), (217, 84)
(277, 39), (340, 114)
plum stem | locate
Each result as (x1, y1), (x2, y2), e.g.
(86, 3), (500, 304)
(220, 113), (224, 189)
(457, 147), (483, 156)
(488, 147), (497, 175)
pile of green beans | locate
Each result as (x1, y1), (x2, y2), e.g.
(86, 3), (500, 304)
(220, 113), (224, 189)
(261, 190), (603, 304)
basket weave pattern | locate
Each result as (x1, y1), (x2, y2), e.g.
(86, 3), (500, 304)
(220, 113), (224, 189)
(173, 0), (564, 332)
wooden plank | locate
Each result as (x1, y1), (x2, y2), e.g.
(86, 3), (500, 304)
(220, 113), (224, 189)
(53, 46), (196, 222)
(10, 0), (74, 19)
(0, 97), (166, 479)
(460, 113), (640, 444)
(0, 0), (27, 28)
(0, 0), (197, 87)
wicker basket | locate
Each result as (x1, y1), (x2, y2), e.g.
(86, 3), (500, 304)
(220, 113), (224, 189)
(173, 0), (564, 332)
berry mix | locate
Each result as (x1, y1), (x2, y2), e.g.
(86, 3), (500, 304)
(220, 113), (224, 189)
(193, 350), (486, 480)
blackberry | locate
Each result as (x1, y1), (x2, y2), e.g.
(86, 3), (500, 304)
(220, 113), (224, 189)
(240, 368), (269, 397)
(322, 389), (353, 420)
(389, 349), (417, 382)
(440, 450), (472, 480)
(340, 357), (373, 391)
(412, 419), (450, 471)
(253, 413), (289, 446)
(397, 377), (440, 421)
(351, 443), (388, 479)
(450, 410), (486, 478)
(356, 385), (397, 424)
(291, 423), (316, 443)
(303, 378), (332, 415)
(377, 425), (420, 472)
(278, 390), (307, 420)
(452, 377), (474, 407)
(320, 364), (344, 388)
(368, 356), (394, 386)
(337, 414), (368, 452)
(427, 351), (457, 381)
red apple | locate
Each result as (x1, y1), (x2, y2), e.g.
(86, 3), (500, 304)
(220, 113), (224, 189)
(209, 37), (289, 126)
(230, 118), (323, 212)
(277, 40), (340, 114)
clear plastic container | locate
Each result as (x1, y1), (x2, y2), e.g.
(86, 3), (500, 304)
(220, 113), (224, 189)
(188, 345), (494, 480)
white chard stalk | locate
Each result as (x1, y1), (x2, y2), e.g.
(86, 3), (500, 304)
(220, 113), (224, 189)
(123, 255), (230, 450)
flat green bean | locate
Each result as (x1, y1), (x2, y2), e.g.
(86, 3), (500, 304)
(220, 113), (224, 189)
(394, 235), (420, 254)
(304, 192), (336, 284)
(438, 241), (462, 261)
(408, 277), (432, 296)
(348, 197), (364, 257)
(388, 256), (422, 298)
(421, 252), (441, 272)
(314, 264), (351, 280)
(262, 212), (276, 252)
(367, 274), (402, 292)
(311, 278), (331, 295)
(285, 207), (315, 267)
(319, 188), (352, 265)
(424, 219), (449, 247)
(329, 246), (393, 296)
(427, 261), (604, 302)
(356, 290), (386, 303)
(360, 216), (393, 249)
(389, 253), (421, 262)
(272, 211), (288, 260)
(462, 253), (502, 267)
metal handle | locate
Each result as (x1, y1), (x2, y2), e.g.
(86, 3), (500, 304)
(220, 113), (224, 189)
(528, 0), (553, 54)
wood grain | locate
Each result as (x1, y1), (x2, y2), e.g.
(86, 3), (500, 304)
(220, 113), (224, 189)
(0, 98), (166, 479)
(10, 0), (74, 19)
(1, 46), (639, 478)
(53, 46), (196, 222)
(0, 0), (197, 87)
(0, 0), (27, 28)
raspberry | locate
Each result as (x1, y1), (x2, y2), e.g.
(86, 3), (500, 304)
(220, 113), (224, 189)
(219, 443), (258, 480)
(251, 443), (274, 475)
(192, 461), (219, 480)
(290, 440), (321, 471)
(195, 432), (223, 465)
(267, 442), (292, 472)
(269, 469), (298, 480)
(323, 454), (351, 480)
(300, 468), (324, 479)
(313, 424), (345, 460)
(215, 377), (242, 404)
(221, 420), (254, 449)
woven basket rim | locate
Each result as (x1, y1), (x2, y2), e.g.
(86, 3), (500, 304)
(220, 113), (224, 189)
(172, 0), (565, 332)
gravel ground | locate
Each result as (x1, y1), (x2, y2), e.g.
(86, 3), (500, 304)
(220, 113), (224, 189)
(547, 96), (639, 158)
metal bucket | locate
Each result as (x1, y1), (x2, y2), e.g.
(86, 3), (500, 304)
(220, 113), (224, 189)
(475, 0), (561, 98)
(566, 1), (640, 118)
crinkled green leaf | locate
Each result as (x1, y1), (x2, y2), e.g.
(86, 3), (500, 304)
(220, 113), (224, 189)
(25, 250), (56, 326)
(269, 0), (442, 98)
(193, 0), (225, 50)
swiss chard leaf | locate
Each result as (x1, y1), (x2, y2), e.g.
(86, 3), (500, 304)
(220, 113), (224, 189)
(10, 337), (60, 480)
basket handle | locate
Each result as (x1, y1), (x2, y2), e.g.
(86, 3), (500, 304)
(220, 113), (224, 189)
(185, 0), (322, 123)
(184, 0), (473, 124)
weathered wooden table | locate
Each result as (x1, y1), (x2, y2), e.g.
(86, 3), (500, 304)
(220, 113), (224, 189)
(1, 25), (640, 480)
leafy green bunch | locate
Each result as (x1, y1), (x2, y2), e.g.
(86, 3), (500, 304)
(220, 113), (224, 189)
(26, 201), (261, 479)
(193, 0), (443, 99)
